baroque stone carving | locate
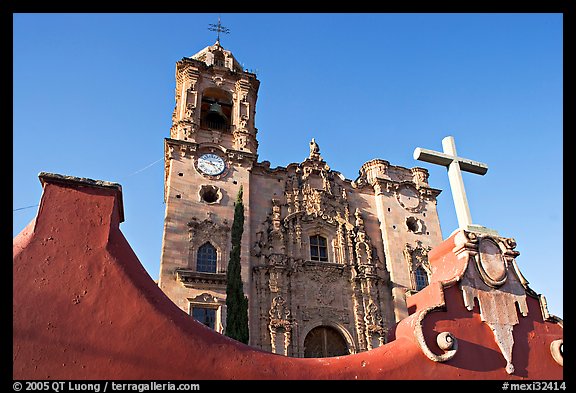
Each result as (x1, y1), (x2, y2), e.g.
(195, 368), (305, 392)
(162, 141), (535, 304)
(309, 138), (321, 160)
(364, 300), (386, 336)
(190, 292), (219, 304)
(269, 295), (292, 355)
(186, 215), (230, 273)
(249, 139), (391, 356)
(455, 231), (530, 374)
(395, 183), (423, 212)
(187, 215), (229, 247)
(316, 283), (335, 306)
(404, 241), (432, 290)
(301, 306), (348, 323)
(269, 295), (291, 326)
(185, 103), (195, 120)
(411, 167), (429, 186)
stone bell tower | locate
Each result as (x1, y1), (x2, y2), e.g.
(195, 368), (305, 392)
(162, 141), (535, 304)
(158, 39), (259, 334)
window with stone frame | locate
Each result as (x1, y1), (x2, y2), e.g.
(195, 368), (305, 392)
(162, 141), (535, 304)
(415, 265), (429, 291)
(310, 235), (328, 262)
(404, 242), (432, 292)
(192, 307), (216, 329)
(196, 242), (217, 273)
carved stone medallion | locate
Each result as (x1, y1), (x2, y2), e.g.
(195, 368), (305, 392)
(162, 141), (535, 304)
(395, 184), (422, 212)
(477, 238), (507, 287)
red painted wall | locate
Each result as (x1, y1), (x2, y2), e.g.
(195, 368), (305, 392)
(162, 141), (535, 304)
(13, 174), (563, 380)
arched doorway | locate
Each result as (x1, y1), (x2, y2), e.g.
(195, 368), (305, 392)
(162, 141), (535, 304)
(303, 325), (349, 358)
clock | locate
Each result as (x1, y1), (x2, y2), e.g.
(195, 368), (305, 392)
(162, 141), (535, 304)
(197, 153), (226, 176)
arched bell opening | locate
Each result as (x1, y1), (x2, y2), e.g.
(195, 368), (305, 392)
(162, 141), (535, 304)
(200, 87), (232, 131)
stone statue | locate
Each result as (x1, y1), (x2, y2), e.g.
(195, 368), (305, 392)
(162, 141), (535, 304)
(309, 138), (321, 160)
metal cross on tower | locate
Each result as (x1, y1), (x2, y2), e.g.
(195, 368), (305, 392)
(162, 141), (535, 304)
(413, 135), (498, 235)
(208, 16), (230, 43)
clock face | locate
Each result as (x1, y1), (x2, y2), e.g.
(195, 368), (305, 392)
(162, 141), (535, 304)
(197, 153), (226, 176)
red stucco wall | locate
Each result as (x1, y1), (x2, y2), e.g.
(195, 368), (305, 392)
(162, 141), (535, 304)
(13, 174), (563, 380)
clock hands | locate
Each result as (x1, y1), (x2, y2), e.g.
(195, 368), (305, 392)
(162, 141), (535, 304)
(199, 157), (224, 174)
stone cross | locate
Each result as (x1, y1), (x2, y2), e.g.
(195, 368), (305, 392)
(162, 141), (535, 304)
(413, 136), (495, 234)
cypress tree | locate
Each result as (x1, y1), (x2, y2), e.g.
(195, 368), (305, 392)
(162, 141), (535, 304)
(225, 185), (249, 344)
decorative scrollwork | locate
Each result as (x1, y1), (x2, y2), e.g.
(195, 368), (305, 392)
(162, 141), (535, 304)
(436, 331), (457, 351)
(550, 339), (563, 367)
(414, 306), (458, 362)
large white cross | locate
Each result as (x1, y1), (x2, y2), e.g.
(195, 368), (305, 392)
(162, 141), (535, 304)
(413, 136), (493, 233)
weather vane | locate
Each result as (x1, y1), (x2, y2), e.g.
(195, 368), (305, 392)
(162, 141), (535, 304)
(208, 16), (230, 43)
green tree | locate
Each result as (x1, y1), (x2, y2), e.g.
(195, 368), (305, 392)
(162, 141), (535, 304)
(225, 186), (249, 343)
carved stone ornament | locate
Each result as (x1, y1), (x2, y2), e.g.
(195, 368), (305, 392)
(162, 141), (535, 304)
(269, 295), (292, 356)
(476, 237), (507, 287)
(411, 167), (429, 186)
(395, 183), (423, 212)
(185, 103), (195, 120)
(309, 138), (322, 161)
(458, 231), (529, 374)
(186, 215), (230, 268)
(176, 269), (226, 288)
(188, 215), (229, 241)
(414, 305), (459, 362)
(316, 283), (335, 306)
(404, 241), (432, 289)
(269, 295), (291, 326)
(248, 153), (392, 356)
(268, 268), (287, 293)
(550, 339), (563, 367)
(351, 174), (368, 189)
(190, 292), (219, 304)
(364, 300), (386, 337)
(301, 307), (348, 324)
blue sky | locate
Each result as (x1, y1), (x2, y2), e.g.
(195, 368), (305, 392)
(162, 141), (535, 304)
(13, 13), (563, 318)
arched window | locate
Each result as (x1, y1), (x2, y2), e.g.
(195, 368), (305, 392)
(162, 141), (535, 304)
(310, 235), (328, 262)
(197, 243), (217, 273)
(415, 266), (429, 291)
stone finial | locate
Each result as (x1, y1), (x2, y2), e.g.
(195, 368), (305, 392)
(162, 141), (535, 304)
(411, 167), (429, 187)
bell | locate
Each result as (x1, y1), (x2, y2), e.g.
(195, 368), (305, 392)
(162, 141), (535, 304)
(208, 102), (225, 117)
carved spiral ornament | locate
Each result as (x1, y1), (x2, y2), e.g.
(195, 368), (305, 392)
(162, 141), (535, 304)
(414, 306), (458, 363)
(436, 332), (457, 351)
(550, 339), (563, 367)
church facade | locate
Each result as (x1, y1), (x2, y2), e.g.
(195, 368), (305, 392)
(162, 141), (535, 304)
(158, 40), (445, 357)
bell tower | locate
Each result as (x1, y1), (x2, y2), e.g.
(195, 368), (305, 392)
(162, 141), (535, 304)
(159, 36), (260, 335)
(169, 39), (259, 153)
